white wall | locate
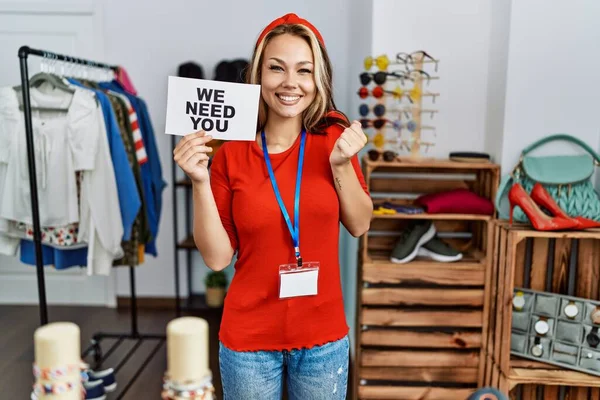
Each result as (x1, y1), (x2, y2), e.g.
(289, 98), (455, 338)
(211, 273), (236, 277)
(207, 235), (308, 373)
(483, 0), (511, 163)
(97, 0), (352, 297)
(500, 0), (600, 174)
(343, 0), (374, 354)
(371, 0), (492, 158)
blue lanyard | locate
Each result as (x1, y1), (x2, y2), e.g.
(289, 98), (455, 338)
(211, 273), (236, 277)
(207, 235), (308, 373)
(261, 129), (306, 266)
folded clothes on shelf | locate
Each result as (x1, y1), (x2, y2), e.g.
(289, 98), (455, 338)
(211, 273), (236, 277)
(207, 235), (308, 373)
(416, 188), (494, 215)
(383, 202), (425, 214)
(373, 202), (424, 215)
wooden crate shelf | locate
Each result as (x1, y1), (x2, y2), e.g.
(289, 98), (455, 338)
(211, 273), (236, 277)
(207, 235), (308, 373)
(362, 287), (485, 307)
(361, 329), (483, 349)
(372, 212), (492, 221)
(363, 261), (485, 287)
(362, 308), (483, 328)
(483, 220), (600, 398)
(365, 228), (488, 263)
(507, 366), (600, 388)
(361, 349), (480, 367)
(354, 157), (500, 399)
(358, 385), (476, 400)
(365, 246), (486, 267)
(364, 157), (499, 171)
(360, 366), (479, 382)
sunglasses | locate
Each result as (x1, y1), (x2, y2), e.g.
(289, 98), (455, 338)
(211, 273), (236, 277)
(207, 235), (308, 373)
(357, 86), (396, 99)
(393, 120), (418, 132)
(357, 86), (417, 102)
(359, 118), (393, 130)
(359, 104), (439, 119)
(364, 51), (439, 72)
(359, 71), (408, 86)
(407, 69), (433, 86)
(359, 104), (386, 117)
(396, 51), (439, 72)
(368, 149), (398, 162)
(363, 55), (390, 71)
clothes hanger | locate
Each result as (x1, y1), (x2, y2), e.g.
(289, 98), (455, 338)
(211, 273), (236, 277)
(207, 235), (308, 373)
(14, 53), (75, 112)
(15, 53), (75, 94)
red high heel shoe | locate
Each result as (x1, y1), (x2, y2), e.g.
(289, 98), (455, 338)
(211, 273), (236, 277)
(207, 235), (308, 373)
(508, 183), (578, 231)
(530, 183), (600, 230)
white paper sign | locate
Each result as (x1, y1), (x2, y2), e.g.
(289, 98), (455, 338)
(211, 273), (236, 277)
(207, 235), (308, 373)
(165, 76), (260, 140)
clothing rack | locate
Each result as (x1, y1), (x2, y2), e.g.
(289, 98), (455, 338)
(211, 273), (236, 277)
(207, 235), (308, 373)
(18, 46), (167, 399)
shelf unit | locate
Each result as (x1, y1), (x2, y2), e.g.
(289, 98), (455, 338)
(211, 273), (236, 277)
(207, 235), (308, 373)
(354, 157), (500, 400)
(484, 221), (600, 398)
(171, 145), (228, 313)
(373, 213), (492, 221)
(171, 133), (208, 312)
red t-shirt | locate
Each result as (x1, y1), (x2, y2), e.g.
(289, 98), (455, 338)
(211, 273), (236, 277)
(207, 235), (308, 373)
(209, 122), (369, 351)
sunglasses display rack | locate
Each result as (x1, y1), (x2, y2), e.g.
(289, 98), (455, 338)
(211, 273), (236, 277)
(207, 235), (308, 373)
(358, 50), (440, 159)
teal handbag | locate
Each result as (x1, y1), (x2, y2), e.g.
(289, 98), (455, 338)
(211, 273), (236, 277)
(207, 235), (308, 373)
(495, 134), (600, 223)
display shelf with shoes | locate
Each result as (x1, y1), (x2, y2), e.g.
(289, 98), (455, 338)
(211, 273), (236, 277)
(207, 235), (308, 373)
(365, 218), (487, 265)
(483, 220), (600, 399)
(354, 156), (500, 399)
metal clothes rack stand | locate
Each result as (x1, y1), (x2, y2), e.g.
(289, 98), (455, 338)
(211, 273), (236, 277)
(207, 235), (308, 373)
(18, 46), (166, 399)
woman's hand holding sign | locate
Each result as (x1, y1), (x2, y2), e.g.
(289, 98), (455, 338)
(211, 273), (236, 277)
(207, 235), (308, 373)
(173, 131), (213, 184)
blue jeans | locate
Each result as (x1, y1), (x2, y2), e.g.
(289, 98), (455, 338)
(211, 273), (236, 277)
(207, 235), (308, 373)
(219, 335), (349, 399)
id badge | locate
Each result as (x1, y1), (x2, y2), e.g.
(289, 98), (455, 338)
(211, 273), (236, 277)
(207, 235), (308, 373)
(279, 261), (320, 299)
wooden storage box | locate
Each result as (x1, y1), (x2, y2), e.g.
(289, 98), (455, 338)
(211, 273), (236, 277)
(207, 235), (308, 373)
(354, 157), (499, 400)
(484, 221), (600, 398)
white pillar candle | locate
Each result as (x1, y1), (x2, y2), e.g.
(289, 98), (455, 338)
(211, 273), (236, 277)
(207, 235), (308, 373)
(34, 322), (81, 400)
(166, 317), (210, 384)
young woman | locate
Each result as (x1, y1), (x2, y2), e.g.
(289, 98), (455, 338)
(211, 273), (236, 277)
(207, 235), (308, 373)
(173, 13), (373, 399)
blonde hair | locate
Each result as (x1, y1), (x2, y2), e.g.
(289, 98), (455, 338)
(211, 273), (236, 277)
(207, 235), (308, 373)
(246, 24), (348, 134)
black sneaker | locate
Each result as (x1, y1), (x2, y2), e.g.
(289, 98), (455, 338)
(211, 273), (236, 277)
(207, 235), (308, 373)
(417, 237), (463, 262)
(390, 221), (436, 264)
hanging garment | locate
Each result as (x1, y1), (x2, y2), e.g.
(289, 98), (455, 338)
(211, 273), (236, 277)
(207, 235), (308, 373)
(0, 86), (92, 256)
(111, 92), (148, 165)
(99, 81), (166, 257)
(20, 239), (88, 270)
(75, 98), (124, 275)
(106, 91), (151, 265)
(14, 170), (85, 248)
(13, 169), (86, 270)
(67, 78), (141, 240)
(15, 79), (146, 272)
(105, 93), (144, 266)
(0, 84), (124, 275)
(0, 89), (19, 255)
(115, 66), (138, 96)
(0, 87), (95, 227)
